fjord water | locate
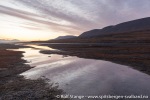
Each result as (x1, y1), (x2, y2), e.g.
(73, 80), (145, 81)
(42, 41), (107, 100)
(17, 45), (150, 97)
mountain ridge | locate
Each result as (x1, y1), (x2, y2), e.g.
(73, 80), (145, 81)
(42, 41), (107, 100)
(79, 17), (150, 38)
(52, 35), (77, 40)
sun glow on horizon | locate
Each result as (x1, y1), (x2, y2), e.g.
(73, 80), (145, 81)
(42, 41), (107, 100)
(0, 14), (70, 41)
(0, 24), (61, 41)
(0, 1), (80, 41)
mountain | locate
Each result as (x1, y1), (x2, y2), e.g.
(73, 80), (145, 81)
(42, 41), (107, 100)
(0, 39), (20, 43)
(79, 17), (150, 38)
(53, 35), (77, 40)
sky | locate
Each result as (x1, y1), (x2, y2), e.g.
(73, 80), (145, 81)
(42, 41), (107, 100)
(0, 0), (150, 41)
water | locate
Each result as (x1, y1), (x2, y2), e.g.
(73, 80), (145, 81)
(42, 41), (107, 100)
(16, 45), (150, 98)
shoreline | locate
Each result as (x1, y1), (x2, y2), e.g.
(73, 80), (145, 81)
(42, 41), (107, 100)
(1, 43), (149, 99)
(39, 43), (150, 75)
(0, 44), (68, 100)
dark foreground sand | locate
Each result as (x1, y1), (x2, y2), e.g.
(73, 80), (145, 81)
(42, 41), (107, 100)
(0, 44), (68, 100)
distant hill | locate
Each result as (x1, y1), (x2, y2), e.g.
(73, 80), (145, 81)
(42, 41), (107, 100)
(79, 17), (150, 38)
(0, 39), (20, 43)
(53, 35), (77, 40)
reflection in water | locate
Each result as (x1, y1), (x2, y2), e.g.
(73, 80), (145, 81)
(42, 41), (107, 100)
(16, 45), (150, 97)
(26, 45), (55, 50)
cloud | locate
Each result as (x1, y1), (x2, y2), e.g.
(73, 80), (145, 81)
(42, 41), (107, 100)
(0, 4), (82, 34)
(1, 0), (150, 36)
(15, 0), (96, 30)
